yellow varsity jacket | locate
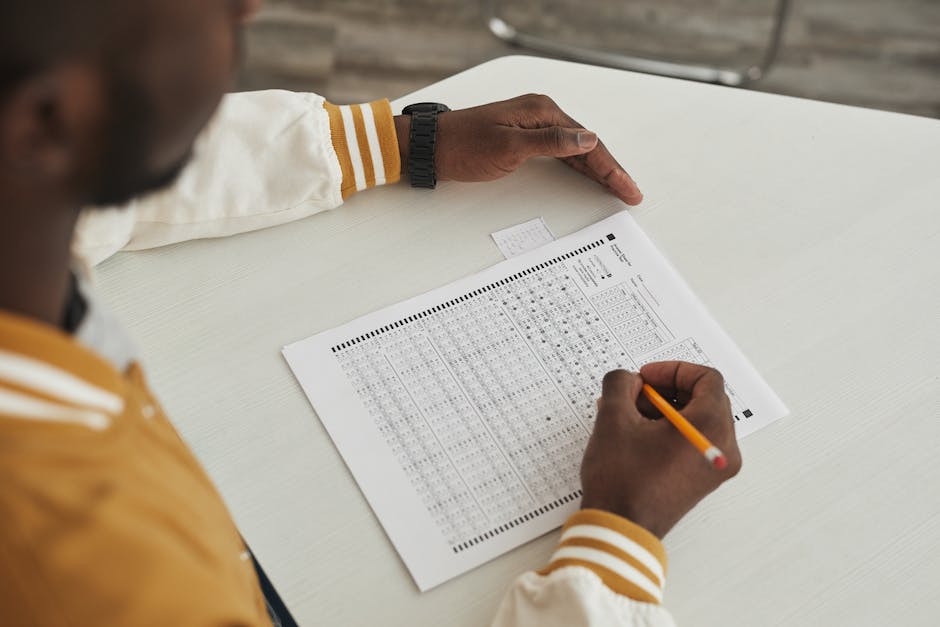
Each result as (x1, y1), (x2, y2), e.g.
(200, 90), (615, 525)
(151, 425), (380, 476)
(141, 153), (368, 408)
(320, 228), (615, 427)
(1, 91), (676, 626)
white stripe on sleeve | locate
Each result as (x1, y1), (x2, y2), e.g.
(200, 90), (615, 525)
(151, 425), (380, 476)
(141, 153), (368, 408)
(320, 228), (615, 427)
(339, 105), (366, 191)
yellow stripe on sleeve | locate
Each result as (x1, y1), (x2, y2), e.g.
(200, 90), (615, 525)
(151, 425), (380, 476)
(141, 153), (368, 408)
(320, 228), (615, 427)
(349, 105), (376, 188)
(323, 102), (356, 199)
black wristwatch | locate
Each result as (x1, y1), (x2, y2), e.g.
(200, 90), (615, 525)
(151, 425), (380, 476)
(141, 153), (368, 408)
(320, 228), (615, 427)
(402, 102), (450, 189)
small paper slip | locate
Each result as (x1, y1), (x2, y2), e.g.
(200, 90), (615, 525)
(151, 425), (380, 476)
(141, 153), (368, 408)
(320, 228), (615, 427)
(491, 217), (555, 258)
(283, 210), (787, 591)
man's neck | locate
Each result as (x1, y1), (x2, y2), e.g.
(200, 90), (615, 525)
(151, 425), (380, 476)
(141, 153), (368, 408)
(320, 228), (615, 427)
(0, 203), (80, 329)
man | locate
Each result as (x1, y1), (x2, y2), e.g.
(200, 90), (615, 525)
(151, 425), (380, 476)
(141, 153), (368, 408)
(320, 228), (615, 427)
(0, 1), (742, 625)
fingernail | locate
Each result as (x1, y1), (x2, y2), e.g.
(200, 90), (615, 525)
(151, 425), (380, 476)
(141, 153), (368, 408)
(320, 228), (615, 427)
(577, 131), (597, 149)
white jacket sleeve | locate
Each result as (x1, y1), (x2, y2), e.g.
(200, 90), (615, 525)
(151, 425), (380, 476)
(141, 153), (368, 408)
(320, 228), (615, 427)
(492, 509), (677, 627)
(72, 90), (401, 266)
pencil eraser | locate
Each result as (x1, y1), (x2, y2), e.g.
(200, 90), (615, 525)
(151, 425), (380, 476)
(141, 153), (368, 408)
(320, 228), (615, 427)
(713, 455), (728, 470)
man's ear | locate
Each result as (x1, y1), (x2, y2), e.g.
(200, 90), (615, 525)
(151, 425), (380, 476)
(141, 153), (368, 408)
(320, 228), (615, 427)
(0, 64), (106, 192)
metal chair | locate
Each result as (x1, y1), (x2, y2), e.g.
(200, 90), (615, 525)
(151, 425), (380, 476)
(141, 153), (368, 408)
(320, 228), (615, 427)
(486, 0), (791, 86)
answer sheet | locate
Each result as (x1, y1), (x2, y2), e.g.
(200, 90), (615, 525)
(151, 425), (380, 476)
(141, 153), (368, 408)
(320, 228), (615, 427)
(283, 210), (787, 591)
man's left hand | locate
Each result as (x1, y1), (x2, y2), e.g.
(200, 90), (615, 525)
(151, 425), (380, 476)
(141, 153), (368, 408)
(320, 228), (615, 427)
(395, 94), (643, 205)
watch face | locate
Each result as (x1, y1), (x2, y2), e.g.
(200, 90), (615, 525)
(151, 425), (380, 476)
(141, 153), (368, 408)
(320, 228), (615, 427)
(403, 102), (451, 114)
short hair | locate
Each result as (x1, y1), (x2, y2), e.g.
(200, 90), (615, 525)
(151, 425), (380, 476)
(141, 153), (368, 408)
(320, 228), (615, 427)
(0, 0), (117, 98)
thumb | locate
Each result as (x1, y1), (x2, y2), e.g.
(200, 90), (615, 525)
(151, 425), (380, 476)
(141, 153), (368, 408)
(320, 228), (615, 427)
(596, 370), (645, 426)
(522, 126), (598, 158)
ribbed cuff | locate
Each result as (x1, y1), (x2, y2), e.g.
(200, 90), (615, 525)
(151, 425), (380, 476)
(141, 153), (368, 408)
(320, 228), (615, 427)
(323, 99), (401, 199)
(540, 509), (668, 604)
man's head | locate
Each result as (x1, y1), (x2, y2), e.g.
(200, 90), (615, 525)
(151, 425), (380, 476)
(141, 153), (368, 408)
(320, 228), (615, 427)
(0, 0), (261, 208)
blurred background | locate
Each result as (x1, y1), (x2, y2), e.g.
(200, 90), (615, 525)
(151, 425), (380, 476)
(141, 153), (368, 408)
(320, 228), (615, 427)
(238, 0), (940, 118)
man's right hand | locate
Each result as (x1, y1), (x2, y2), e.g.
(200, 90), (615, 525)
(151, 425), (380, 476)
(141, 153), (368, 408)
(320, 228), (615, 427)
(580, 362), (742, 539)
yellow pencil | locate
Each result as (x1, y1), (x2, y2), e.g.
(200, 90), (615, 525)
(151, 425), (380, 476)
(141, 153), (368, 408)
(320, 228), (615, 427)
(641, 384), (728, 469)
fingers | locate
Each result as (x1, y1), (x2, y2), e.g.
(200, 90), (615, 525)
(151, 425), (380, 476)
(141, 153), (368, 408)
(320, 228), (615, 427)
(563, 144), (643, 206)
(640, 361), (725, 402)
(640, 361), (741, 474)
(515, 127), (642, 205)
(640, 361), (732, 429)
(506, 94), (644, 205)
(596, 370), (646, 426)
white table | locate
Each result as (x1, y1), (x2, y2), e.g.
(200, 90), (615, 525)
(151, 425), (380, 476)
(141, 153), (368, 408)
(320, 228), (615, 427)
(96, 56), (940, 627)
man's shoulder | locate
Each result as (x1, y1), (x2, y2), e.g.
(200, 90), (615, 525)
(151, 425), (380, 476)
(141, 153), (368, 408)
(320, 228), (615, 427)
(0, 310), (272, 627)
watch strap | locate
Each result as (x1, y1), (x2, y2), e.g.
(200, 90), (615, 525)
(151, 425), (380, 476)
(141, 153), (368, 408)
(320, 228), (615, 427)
(403, 103), (450, 189)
